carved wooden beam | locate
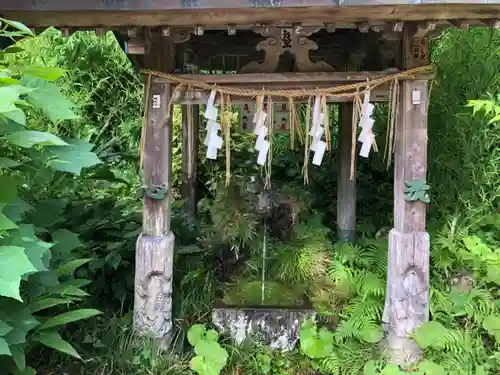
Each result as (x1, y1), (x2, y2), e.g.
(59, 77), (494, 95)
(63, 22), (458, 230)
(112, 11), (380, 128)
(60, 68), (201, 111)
(227, 24), (236, 35)
(240, 25), (334, 73)
(357, 22), (371, 33)
(481, 19), (500, 28)
(412, 21), (437, 38)
(324, 22), (336, 33)
(449, 19), (470, 29)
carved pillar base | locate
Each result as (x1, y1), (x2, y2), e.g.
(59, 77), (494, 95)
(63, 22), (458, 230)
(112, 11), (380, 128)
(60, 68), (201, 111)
(382, 229), (430, 366)
(134, 232), (175, 349)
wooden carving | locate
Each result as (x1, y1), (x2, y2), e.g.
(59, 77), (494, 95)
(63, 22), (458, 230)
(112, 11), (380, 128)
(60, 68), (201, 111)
(134, 233), (175, 348)
(240, 26), (334, 73)
(382, 230), (429, 365)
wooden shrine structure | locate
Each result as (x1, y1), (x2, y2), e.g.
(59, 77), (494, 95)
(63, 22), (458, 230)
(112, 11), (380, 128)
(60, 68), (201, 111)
(4, 0), (500, 366)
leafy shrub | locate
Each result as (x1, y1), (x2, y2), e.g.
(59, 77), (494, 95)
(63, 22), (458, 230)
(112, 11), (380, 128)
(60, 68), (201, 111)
(0, 19), (102, 373)
(187, 324), (228, 375)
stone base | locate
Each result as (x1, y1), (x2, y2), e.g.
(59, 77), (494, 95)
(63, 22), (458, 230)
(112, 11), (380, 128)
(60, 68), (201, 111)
(212, 305), (315, 351)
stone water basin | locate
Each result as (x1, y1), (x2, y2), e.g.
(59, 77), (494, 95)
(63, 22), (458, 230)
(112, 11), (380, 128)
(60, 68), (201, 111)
(212, 302), (316, 351)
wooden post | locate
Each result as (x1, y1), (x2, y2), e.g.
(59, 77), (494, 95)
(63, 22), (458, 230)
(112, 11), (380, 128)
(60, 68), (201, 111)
(382, 25), (430, 365)
(337, 103), (356, 242)
(181, 104), (199, 217)
(134, 36), (176, 348)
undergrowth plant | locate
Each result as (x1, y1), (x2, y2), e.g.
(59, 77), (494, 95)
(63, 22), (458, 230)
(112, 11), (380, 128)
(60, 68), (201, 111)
(187, 324), (228, 375)
(0, 19), (102, 374)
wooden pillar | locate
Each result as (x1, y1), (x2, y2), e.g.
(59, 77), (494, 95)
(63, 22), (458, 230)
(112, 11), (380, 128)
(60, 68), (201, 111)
(337, 103), (356, 242)
(134, 36), (176, 348)
(382, 26), (430, 365)
(181, 103), (199, 217)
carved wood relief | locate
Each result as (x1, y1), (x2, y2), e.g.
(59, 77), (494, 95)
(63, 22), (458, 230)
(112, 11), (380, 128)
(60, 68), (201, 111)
(240, 26), (334, 73)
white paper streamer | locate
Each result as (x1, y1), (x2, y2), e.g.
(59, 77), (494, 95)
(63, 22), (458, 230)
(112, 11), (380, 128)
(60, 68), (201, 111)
(358, 90), (375, 158)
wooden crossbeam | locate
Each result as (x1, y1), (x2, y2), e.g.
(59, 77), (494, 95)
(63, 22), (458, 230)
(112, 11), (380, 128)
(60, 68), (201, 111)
(5, 5), (500, 28)
(153, 70), (432, 104)
(153, 70), (432, 85)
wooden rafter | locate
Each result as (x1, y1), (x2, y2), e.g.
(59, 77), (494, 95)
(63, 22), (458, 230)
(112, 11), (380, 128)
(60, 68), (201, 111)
(5, 5), (500, 28)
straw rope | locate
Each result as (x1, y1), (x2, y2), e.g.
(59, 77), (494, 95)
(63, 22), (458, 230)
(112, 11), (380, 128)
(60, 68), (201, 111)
(142, 65), (432, 99)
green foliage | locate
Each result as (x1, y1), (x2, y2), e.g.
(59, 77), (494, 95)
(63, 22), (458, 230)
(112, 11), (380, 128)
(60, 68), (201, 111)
(222, 280), (305, 307)
(0, 19), (102, 373)
(363, 360), (447, 375)
(3, 21), (499, 375)
(187, 324), (228, 375)
(299, 319), (333, 359)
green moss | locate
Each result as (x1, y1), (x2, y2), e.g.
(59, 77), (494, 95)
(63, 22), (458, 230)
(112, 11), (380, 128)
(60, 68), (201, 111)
(221, 280), (306, 307)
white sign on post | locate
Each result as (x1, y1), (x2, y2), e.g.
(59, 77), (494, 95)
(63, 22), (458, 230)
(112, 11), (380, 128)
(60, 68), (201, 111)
(152, 94), (161, 109)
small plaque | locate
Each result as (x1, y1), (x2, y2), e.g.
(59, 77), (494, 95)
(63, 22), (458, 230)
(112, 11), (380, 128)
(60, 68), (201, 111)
(152, 94), (161, 109)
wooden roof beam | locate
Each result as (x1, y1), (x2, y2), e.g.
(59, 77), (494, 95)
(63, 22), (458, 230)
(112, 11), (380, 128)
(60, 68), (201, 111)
(480, 19), (500, 28)
(449, 19), (470, 29)
(7, 5), (500, 28)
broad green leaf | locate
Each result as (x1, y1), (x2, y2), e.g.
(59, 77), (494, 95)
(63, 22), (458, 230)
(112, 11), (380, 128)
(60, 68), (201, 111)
(0, 224), (53, 272)
(27, 199), (66, 228)
(10, 344), (26, 371)
(0, 321), (13, 336)
(0, 157), (20, 169)
(11, 366), (36, 375)
(23, 271), (59, 299)
(0, 86), (22, 114)
(205, 329), (219, 343)
(0, 175), (17, 203)
(2, 109), (26, 126)
(20, 76), (77, 122)
(364, 360), (379, 375)
(56, 259), (91, 277)
(39, 309), (101, 330)
(28, 298), (72, 313)
(418, 360), (446, 375)
(191, 341), (228, 375)
(475, 365), (488, 375)
(47, 284), (89, 298)
(104, 251), (121, 269)
(51, 229), (83, 258)
(0, 246), (37, 300)
(47, 147), (102, 175)
(381, 364), (403, 375)
(17, 67), (66, 82)
(32, 331), (81, 359)
(0, 337), (11, 356)
(3, 46), (24, 54)
(0, 117), (24, 134)
(0, 18), (34, 36)
(5, 130), (69, 148)
(188, 324), (206, 347)
(414, 321), (448, 349)
(2, 199), (32, 223)
(482, 315), (500, 341)
(0, 301), (39, 345)
(359, 324), (384, 343)
(486, 265), (500, 285)
(0, 76), (21, 85)
(299, 320), (333, 359)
